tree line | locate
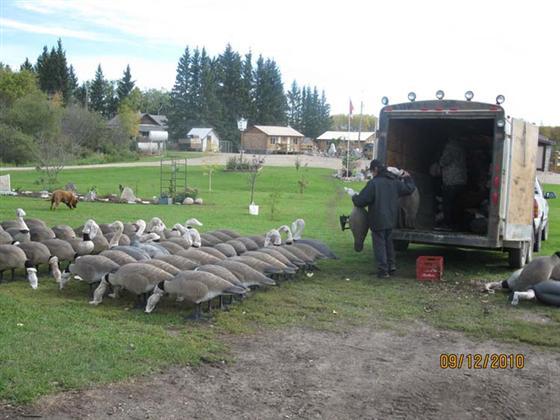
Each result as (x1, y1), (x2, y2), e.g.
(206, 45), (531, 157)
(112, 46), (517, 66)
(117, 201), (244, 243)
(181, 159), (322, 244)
(169, 44), (332, 147)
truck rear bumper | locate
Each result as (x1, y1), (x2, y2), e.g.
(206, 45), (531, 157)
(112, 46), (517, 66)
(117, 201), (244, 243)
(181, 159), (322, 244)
(392, 229), (499, 249)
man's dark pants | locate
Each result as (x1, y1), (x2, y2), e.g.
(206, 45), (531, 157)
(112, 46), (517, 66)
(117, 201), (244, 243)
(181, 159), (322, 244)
(372, 229), (395, 275)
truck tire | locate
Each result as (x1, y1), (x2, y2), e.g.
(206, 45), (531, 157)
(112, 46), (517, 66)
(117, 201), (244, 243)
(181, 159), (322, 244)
(533, 228), (542, 253)
(393, 240), (409, 252)
(508, 241), (531, 269)
(542, 223), (549, 241)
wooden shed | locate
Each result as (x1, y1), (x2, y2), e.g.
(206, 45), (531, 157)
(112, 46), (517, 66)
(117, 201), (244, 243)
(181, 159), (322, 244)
(241, 125), (304, 154)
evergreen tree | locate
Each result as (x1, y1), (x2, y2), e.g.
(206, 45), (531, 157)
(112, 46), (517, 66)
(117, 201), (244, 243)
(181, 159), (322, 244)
(253, 56), (287, 125)
(89, 64), (107, 115)
(217, 44), (242, 144)
(117, 64), (135, 104)
(169, 46), (191, 140)
(187, 48), (202, 125)
(20, 58), (34, 72)
(53, 39), (70, 102)
(34, 39), (71, 102)
(105, 80), (119, 118)
(287, 80), (302, 129)
(239, 52), (255, 124)
(68, 65), (79, 102)
(199, 50), (223, 131)
(35, 46), (50, 92)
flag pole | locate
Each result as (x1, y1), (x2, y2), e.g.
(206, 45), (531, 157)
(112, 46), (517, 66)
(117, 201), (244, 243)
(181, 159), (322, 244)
(346, 99), (352, 179)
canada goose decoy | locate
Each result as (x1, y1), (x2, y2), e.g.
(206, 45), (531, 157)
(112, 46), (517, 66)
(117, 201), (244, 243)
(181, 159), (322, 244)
(17, 241), (61, 282)
(215, 260), (276, 288)
(213, 229), (241, 239)
(247, 236), (266, 248)
(145, 271), (246, 319)
(99, 250), (137, 266)
(5, 227), (30, 243)
(1, 208), (29, 231)
(107, 221), (152, 260)
(257, 247), (301, 269)
(207, 231), (234, 242)
(230, 255), (282, 276)
(243, 251), (297, 274)
(176, 248), (220, 265)
(29, 225), (56, 242)
(24, 218), (47, 229)
(41, 238), (77, 268)
(485, 252), (560, 296)
(60, 255), (120, 292)
(0, 226), (14, 245)
(155, 241), (184, 255)
(0, 244), (38, 288)
(195, 264), (248, 291)
(66, 219), (100, 256)
(155, 255), (199, 271)
(236, 237), (260, 251)
(225, 239), (248, 255)
(52, 225), (77, 240)
(213, 243), (238, 258)
(200, 233), (222, 247)
(285, 219), (339, 259)
(198, 247), (228, 260)
(510, 280), (560, 306)
(90, 263), (174, 307)
(143, 259), (181, 275)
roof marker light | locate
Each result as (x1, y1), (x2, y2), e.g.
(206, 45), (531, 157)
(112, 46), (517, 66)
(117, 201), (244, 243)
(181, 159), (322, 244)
(496, 94), (505, 105)
(407, 92), (416, 102)
(381, 96), (389, 106)
(465, 91), (474, 101)
(435, 90), (445, 100)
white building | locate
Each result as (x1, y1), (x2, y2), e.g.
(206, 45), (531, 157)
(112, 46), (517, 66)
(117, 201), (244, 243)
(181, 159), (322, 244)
(183, 128), (221, 152)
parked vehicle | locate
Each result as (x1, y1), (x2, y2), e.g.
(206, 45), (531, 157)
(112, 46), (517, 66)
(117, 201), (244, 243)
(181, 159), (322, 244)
(533, 179), (555, 252)
(377, 93), (539, 268)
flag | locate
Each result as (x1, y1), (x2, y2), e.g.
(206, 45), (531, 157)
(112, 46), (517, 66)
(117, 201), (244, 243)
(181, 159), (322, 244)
(349, 99), (354, 116)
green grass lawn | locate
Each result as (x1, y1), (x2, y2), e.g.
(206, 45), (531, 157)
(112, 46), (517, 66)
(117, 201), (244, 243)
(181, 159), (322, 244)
(1, 166), (560, 403)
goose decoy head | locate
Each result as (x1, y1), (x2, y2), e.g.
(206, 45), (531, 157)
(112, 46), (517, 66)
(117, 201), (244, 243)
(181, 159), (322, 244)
(291, 218), (305, 240)
(16, 208), (26, 217)
(145, 281), (165, 313)
(185, 218), (203, 227)
(278, 225), (294, 244)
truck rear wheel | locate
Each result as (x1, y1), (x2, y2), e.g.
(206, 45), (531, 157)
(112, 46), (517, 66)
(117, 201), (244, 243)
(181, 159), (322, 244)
(393, 240), (409, 252)
(533, 228), (542, 253)
(508, 241), (532, 269)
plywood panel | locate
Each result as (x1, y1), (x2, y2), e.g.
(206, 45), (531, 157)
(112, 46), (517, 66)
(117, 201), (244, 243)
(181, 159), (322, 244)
(506, 119), (538, 226)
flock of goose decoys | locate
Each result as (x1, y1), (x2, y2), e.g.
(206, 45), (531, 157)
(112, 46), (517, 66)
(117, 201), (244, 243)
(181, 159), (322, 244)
(0, 209), (337, 319)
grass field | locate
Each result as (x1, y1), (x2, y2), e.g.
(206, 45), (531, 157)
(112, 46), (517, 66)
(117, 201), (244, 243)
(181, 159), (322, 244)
(1, 165), (560, 403)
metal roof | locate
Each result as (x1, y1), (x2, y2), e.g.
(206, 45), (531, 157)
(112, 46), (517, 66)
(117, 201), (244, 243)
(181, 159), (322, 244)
(316, 131), (375, 141)
(188, 128), (215, 138)
(253, 125), (304, 137)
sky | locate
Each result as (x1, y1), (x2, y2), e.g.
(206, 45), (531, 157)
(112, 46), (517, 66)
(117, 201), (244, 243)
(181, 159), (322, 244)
(0, 0), (559, 125)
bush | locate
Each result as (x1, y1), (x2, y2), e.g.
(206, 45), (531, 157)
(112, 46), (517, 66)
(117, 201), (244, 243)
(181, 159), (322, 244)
(175, 187), (198, 203)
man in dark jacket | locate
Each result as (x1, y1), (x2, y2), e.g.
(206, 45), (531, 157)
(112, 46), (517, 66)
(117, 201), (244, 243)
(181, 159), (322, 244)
(351, 160), (416, 278)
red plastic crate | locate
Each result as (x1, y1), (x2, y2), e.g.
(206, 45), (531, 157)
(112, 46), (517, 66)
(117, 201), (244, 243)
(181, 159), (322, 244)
(416, 256), (444, 281)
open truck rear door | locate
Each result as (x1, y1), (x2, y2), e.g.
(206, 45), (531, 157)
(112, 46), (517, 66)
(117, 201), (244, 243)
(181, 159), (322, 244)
(503, 118), (539, 267)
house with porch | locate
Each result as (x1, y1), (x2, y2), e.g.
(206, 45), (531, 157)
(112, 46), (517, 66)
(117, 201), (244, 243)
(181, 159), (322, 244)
(136, 113), (168, 153)
(241, 125), (304, 154)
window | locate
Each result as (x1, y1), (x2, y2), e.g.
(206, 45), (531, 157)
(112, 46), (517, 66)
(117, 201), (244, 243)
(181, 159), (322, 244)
(293, 139), (298, 145)
(270, 137), (277, 144)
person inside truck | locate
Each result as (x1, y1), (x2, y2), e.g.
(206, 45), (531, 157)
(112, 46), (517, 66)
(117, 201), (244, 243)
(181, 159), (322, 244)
(437, 137), (467, 231)
(348, 159), (416, 278)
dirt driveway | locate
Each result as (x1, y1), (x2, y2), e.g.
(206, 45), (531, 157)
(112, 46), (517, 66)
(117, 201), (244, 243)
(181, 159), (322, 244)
(2, 322), (559, 420)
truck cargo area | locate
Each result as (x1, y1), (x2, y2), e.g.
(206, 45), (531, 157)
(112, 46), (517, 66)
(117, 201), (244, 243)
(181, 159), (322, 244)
(386, 118), (494, 236)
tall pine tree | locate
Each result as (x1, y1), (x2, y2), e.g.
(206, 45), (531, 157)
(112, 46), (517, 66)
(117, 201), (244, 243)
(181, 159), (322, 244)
(217, 44), (243, 144)
(253, 56), (287, 125)
(20, 58), (34, 72)
(89, 64), (107, 116)
(169, 46), (191, 140)
(117, 65), (135, 104)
